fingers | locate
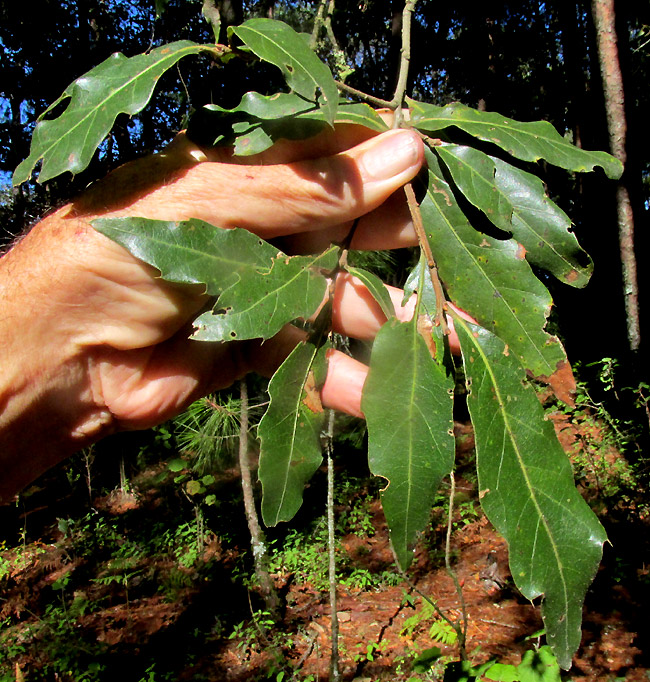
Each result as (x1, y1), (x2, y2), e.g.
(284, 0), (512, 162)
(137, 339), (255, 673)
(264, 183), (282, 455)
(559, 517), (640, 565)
(321, 351), (367, 418)
(241, 275), (459, 420)
(176, 128), (424, 237)
(98, 274), (475, 429)
(277, 188), (418, 254)
(332, 272), (414, 340)
(332, 272), (476, 353)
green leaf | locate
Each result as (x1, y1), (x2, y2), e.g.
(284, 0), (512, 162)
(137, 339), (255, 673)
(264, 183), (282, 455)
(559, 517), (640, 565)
(412, 647), (442, 673)
(403, 253), (439, 315)
(167, 458), (187, 473)
(435, 144), (592, 287)
(230, 19), (338, 125)
(493, 156), (592, 287)
(258, 341), (329, 526)
(186, 480), (205, 495)
(517, 646), (561, 682)
(93, 217), (338, 343)
(455, 321), (606, 669)
(346, 266), (396, 319)
(362, 319), (455, 569)
(408, 100), (623, 179)
(201, 0), (221, 42)
(419, 149), (567, 379)
(435, 143), (515, 233)
(13, 41), (210, 185)
(202, 91), (318, 121)
(296, 100), (388, 130)
(92, 218), (281, 296)
(187, 92), (319, 151)
(193, 246), (338, 342)
(483, 663), (520, 682)
(189, 98), (386, 156)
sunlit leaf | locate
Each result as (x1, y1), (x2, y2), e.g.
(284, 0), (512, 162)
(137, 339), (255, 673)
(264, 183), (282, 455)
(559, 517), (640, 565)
(188, 98), (386, 155)
(484, 662), (520, 682)
(202, 91), (318, 121)
(455, 320), (606, 669)
(296, 101), (388, 130)
(419, 149), (567, 380)
(362, 318), (455, 569)
(409, 99), (623, 179)
(230, 19), (338, 125)
(435, 144), (592, 287)
(13, 42), (212, 185)
(193, 246), (338, 341)
(92, 218), (279, 296)
(492, 157), (592, 288)
(258, 341), (329, 526)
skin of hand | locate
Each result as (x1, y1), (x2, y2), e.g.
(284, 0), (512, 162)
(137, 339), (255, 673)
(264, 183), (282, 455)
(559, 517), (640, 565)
(0, 125), (427, 502)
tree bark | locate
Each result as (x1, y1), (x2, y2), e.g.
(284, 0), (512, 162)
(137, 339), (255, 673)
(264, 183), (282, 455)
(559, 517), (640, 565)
(591, 0), (641, 351)
(238, 379), (279, 616)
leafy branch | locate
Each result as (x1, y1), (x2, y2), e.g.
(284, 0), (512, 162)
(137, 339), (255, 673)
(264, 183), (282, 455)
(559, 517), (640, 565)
(13, 10), (622, 669)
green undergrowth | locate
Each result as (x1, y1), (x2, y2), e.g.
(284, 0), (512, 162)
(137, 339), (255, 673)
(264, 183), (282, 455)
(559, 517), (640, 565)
(541, 358), (650, 519)
(0, 359), (647, 681)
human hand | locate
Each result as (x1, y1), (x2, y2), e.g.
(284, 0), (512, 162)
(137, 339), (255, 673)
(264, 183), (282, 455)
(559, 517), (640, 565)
(0, 125), (426, 498)
(69, 126), (425, 426)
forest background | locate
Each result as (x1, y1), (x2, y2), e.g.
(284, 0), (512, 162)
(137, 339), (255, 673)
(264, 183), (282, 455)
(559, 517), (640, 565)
(0, 1), (649, 681)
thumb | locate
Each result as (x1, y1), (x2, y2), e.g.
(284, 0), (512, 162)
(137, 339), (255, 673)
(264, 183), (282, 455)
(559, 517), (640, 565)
(128, 129), (424, 237)
(258, 128), (424, 236)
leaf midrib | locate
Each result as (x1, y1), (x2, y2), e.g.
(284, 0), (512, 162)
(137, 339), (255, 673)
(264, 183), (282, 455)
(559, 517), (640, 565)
(413, 108), (615, 172)
(215, 248), (336, 330)
(96, 222), (267, 280)
(425, 174), (554, 375)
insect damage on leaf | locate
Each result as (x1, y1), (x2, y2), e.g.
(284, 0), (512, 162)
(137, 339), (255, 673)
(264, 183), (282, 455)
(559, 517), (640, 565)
(302, 370), (324, 413)
(416, 315), (438, 359)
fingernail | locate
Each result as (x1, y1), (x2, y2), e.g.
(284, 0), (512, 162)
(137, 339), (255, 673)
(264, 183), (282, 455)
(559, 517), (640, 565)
(361, 130), (421, 181)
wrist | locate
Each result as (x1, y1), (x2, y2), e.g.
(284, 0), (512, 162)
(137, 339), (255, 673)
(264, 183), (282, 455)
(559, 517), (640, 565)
(0, 212), (116, 502)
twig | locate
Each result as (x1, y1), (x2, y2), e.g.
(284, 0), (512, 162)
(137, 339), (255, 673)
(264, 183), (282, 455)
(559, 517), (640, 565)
(311, 0), (353, 81)
(325, 408), (341, 681)
(404, 182), (449, 334)
(309, 0), (328, 49)
(445, 471), (469, 659)
(204, 396), (238, 416)
(391, 0), (417, 126)
(293, 629), (319, 676)
(338, 0), (418, 113)
(335, 81), (394, 109)
(238, 379), (280, 616)
(477, 618), (519, 630)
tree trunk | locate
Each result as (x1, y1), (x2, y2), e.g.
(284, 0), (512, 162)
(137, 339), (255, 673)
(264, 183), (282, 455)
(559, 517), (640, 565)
(591, 0), (641, 351)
